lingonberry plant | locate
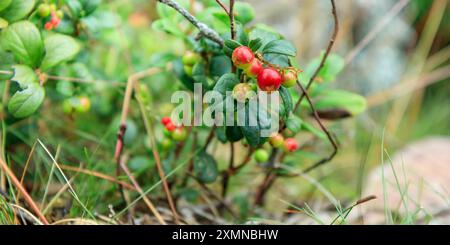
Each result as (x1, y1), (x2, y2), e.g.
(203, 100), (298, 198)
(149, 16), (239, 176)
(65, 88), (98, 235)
(0, 0), (368, 224)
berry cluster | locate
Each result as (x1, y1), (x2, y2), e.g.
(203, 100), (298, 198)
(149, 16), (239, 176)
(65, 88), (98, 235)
(253, 134), (299, 163)
(161, 117), (187, 148)
(231, 46), (299, 92)
(38, 3), (63, 30)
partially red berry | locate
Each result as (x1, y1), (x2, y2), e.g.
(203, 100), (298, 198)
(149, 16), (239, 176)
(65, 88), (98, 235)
(165, 122), (176, 132)
(244, 58), (263, 78)
(44, 22), (53, 30)
(282, 70), (297, 88)
(50, 12), (61, 27)
(284, 138), (298, 152)
(232, 46), (254, 69)
(257, 68), (282, 92)
(161, 117), (171, 125)
(171, 127), (187, 141)
(269, 133), (284, 148)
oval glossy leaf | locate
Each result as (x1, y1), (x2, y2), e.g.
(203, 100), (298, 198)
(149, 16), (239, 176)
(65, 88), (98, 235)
(0, 17), (7, 29)
(213, 73), (239, 95)
(40, 34), (80, 71)
(173, 58), (195, 91)
(8, 83), (45, 118)
(0, 0), (12, 12)
(0, 0), (35, 22)
(286, 113), (302, 134)
(11, 64), (37, 88)
(279, 86), (293, 119)
(234, 2), (255, 25)
(263, 39), (296, 57)
(315, 89), (367, 116)
(194, 151), (218, 184)
(0, 21), (44, 68)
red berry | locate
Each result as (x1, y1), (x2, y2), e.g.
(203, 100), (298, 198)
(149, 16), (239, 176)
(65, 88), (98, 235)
(44, 22), (53, 30)
(161, 116), (171, 125)
(165, 122), (176, 132)
(50, 13), (61, 27)
(284, 138), (298, 152)
(257, 68), (282, 92)
(282, 70), (297, 88)
(244, 59), (263, 78)
(232, 46), (254, 69)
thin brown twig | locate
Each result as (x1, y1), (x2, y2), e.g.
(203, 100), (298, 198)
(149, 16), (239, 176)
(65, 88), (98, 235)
(293, 0), (339, 113)
(220, 142), (234, 198)
(134, 81), (181, 224)
(58, 164), (136, 190)
(0, 157), (49, 225)
(296, 80), (338, 173)
(119, 155), (167, 225)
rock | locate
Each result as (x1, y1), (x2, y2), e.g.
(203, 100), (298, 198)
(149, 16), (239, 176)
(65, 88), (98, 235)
(356, 137), (450, 224)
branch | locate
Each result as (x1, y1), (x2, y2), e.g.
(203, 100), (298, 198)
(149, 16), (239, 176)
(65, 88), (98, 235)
(158, 0), (224, 47)
(293, 0), (339, 113)
(292, 80), (338, 174)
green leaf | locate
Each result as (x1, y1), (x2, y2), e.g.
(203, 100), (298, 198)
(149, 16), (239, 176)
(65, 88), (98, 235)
(209, 55), (231, 78)
(192, 61), (208, 87)
(234, 2), (255, 25)
(8, 82), (44, 118)
(223, 38), (242, 57)
(0, 0), (35, 22)
(263, 39), (296, 57)
(248, 38), (262, 52)
(40, 34), (80, 71)
(213, 73), (239, 95)
(0, 0), (12, 12)
(235, 22), (249, 45)
(314, 89), (367, 116)
(238, 102), (269, 147)
(66, 0), (83, 19)
(304, 53), (345, 83)
(151, 19), (184, 37)
(263, 53), (290, 68)
(194, 151), (218, 183)
(0, 21), (44, 68)
(215, 126), (228, 143)
(173, 58), (195, 91)
(226, 125), (243, 142)
(286, 113), (302, 134)
(78, 0), (101, 15)
(301, 121), (326, 140)
(11, 65), (37, 88)
(279, 86), (293, 119)
(249, 24), (281, 49)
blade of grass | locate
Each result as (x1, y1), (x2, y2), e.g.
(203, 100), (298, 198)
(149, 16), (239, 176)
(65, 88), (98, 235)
(37, 139), (96, 220)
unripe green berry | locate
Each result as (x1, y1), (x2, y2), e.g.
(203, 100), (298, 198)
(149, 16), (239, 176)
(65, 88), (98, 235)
(182, 51), (201, 66)
(56, 10), (64, 19)
(49, 4), (57, 12)
(183, 65), (193, 76)
(161, 138), (173, 150)
(253, 149), (269, 163)
(38, 4), (51, 17)
(171, 127), (187, 141)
